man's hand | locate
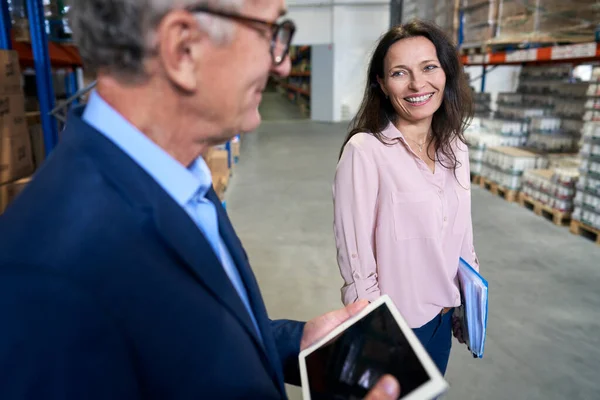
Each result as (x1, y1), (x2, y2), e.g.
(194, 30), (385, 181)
(300, 300), (400, 399)
(365, 375), (400, 400)
(300, 299), (370, 351)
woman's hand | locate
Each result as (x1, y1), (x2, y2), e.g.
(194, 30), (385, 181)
(452, 314), (466, 344)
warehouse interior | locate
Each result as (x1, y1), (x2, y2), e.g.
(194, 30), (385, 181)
(246, 96), (600, 400)
(1, 0), (600, 399)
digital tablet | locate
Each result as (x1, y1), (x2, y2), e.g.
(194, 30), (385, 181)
(298, 295), (449, 400)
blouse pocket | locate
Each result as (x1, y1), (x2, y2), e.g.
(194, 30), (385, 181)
(453, 185), (470, 235)
(391, 190), (438, 241)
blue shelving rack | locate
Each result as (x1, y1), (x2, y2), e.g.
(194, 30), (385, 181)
(0, 0), (10, 49)
(0, 0), (75, 156)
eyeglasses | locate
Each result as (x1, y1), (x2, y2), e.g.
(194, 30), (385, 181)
(185, 5), (296, 66)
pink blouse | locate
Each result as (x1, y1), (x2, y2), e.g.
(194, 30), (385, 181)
(333, 122), (479, 328)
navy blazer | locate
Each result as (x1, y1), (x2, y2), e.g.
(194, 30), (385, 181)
(0, 107), (305, 399)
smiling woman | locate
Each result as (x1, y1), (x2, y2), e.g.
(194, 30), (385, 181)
(333, 19), (479, 378)
(340, 20), (473, 168)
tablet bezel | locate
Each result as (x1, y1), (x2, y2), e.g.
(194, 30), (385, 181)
(298, 295), (449, 400)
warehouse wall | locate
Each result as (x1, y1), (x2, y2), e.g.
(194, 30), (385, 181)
(287, 5), (333, 45)
(332, 4), (389, 121)
(311, 44), (336, 122)
(288, 0), (390, 122)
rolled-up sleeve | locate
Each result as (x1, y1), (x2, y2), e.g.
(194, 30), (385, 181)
(461, 204), (480, 272)
(333, 141), (381, 304)
(460, 146), (480, 272)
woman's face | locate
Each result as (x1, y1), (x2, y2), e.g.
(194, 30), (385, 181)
(377, 36), (446, 125)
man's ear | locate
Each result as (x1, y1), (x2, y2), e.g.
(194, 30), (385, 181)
(155, 10), (205, 92)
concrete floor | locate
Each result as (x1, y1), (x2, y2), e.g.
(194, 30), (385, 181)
(227, 94), (600, 400)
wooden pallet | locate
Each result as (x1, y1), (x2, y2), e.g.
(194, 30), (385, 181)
(479, 177), (518, 203)
(569, 220), (600, 246)
(470, 174), (482, 186)
(518, 193), (571, 226)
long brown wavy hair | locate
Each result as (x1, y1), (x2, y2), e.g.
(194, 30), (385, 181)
(340, 20), (473, 171)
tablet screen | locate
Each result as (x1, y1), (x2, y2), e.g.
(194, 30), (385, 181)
(304, 302), (430, 399)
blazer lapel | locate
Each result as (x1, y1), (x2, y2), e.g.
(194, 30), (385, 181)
(207, 189), (286, 395)
(140, 178), (289, 397)
(151, 191), (265, 347)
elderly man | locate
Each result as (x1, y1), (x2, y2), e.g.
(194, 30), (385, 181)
(0, 0), (400, 399)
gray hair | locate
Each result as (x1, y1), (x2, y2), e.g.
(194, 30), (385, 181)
(70, 0), (242, 81)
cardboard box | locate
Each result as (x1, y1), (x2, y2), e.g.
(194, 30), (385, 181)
(495, 0), (598, 43)
(213, 173), (230, 201)
(0, 176), (31, 213)
(205, 147), (232, 199)
(24, 96), (40, 112)
(0, 91), (36, 184)
(0, 94), (27, 133)
(0, 51), (23, 96)
(205, 148), (230, 180)
(231, 140), (240, 162)
(12, 18), (30, 42)
(28, 123), (45, 168)
(0, 132), (35, 185)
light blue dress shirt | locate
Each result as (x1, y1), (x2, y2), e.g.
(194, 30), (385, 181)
(83, 91), (262, 341)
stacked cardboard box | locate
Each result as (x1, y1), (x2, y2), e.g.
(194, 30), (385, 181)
(434, 1), (456, 43)
(494, 0), (598, 44)
(466, 116), (528, 175)
(472, 91), (492, 118)
(461, 0), (498, 46)
(466, 66), (587, 181)
(573, 122), (600, 230)
(402, 0), (458, 42)
(205, 147), (231, 201)
(0, 50), (35, 213)
(522, 168), (579, 213)
(27, 117), (45, 167)
(204, 136), (243, 202)
(402, 0), (435, 23)
(561, 67), (600, 232)
(483, 65), (582, 153)
(481, 146), (546, 190)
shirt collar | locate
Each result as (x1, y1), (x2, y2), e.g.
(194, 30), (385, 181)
(382, 120), (445, 161)
(382, 120), (408, 144)
(82, 90), (211, 206)
(384, 120), (457, 165)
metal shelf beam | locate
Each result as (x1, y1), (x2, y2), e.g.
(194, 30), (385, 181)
(26, 0), (59, 156)
(461, 42), (600, 66)
(0, 0), (10, 49)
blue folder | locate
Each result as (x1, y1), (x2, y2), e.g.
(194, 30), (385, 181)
(456, 257), (488, 358)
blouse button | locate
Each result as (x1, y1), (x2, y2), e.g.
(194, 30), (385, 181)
(352, 253), (358, 259)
